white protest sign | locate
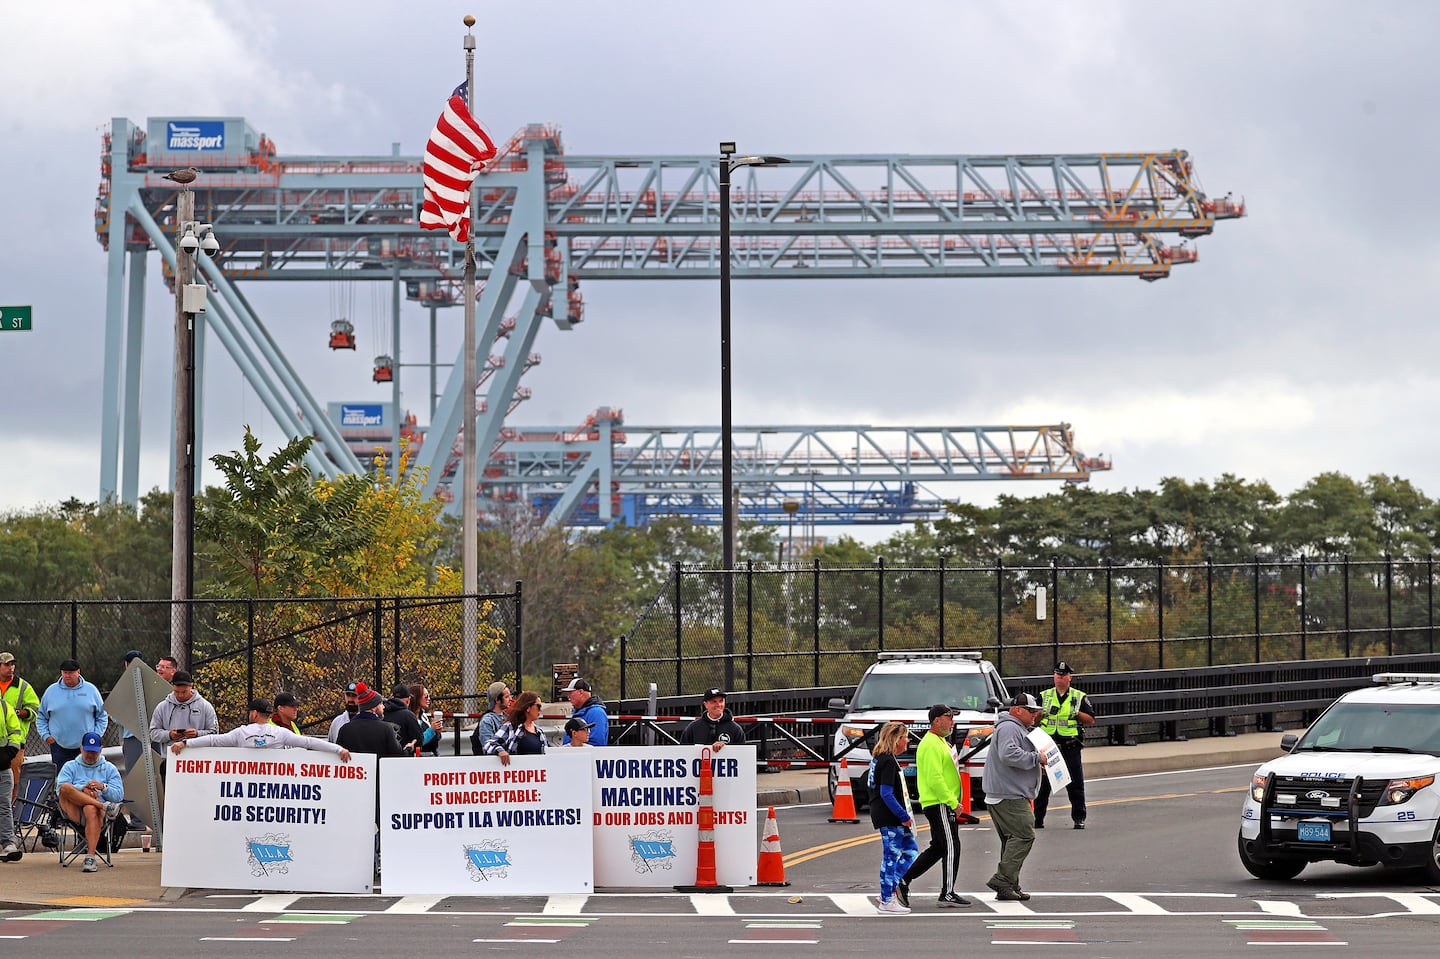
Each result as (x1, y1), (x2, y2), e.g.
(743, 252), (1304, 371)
(591, 746), (757, 888)
(161, 747), (377, 893)
(1027, 728), (1072, 790)
(378, 753), (593, 895)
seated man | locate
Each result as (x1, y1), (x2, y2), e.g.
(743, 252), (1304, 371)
(171, 698), (352, 761)
(56, 731), (124, 873)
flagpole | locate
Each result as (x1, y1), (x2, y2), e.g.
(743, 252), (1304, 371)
(461, 14), (480, 718)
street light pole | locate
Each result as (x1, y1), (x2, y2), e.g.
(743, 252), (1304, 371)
(718, 142), (789, 693)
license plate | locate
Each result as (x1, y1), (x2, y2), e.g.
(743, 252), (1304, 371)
(1297, 820), (1331, 842)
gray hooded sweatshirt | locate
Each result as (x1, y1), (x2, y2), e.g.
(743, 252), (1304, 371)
(983, 711), (1043, 802)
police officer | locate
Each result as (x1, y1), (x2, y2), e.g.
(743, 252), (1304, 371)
(1034, 661), (1094, 830)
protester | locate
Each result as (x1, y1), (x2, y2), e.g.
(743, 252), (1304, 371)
(37, 658), (108, 770)
(483, 691), (546, 764)
(337, 687), (407, 757)
(271, 692), (303, 734)
(0, 651), (40, 805)
(563, 717), (595, 747)
(329, 681), (367, 743)
(560, 678), (609, 746)
(148, 670), (219, 747)
(173, 698), (352, 760)
(409, 683), (442, 756)
(869, 721), (918, 914)
(897, 704), (971, 908)
(155, 656), (178, 683)
(383, 684), (425, 753)
(679, 688), (746, 751)
(984, 693), (1049, 902)
(55, 731), (124, 873)
(0, 693), (22, 861)
(471, 681), (511, 755)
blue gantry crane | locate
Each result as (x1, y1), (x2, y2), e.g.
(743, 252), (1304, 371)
(95, 116), (1238, 518)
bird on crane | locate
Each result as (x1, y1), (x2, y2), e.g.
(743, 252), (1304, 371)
(162, 167), (199, 184)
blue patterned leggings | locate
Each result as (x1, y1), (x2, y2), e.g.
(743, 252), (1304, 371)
(877, 825), (919, 899)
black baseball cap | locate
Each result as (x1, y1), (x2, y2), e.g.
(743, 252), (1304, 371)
(564, 717), (595, 734)
(703, 688), (726, 701)
(123, 650), (144, 664)
(248, 697), (274, 715)
(274, 691), (300, 708)
(928, 703), (953, 721)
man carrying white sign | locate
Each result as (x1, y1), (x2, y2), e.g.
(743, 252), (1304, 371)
(171, 698), (352, 761)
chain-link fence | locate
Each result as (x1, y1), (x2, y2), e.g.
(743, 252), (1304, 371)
(0, 590), (521, 750)
(619, 557), (1440, 699)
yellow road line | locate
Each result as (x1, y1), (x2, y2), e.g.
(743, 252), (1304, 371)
(783, 786), (1247, 868)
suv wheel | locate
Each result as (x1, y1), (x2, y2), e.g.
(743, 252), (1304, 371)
(1237, 831), (1306, 881)
(1424, 823), (1440, 884)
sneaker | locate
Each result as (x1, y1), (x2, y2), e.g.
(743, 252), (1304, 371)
(938, 892), (972, 908)
(1034, 820), (1045, 829)
(985, 877), (1010, 894)
(1073, 821), (1086, 830)
(875, 897), (911, 915)
(1, 841), (21, 862)
(82, 856), (98, 873)
(895, 880), (910, 908)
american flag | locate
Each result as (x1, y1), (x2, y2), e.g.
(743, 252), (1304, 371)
(420, 94), (497, 243)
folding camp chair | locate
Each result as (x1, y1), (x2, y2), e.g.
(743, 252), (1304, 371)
(11, 760), (59, 853)
(54, 799), (131, 869)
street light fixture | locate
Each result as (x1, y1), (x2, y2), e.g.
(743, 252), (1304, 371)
(719, 141), (790, 692)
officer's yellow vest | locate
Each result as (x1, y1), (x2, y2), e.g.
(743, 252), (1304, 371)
(1040, 686), (1085, 738)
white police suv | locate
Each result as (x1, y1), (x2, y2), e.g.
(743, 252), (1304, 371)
(827, 651), (1009, 809)
(1238, 672), (1440, 881)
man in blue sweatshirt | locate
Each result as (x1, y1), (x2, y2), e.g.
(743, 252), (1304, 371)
(56, 732), (124, 873)
(37, 659), (108, 770)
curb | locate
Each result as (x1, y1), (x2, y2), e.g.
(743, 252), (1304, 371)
(757, 785), (829, 808)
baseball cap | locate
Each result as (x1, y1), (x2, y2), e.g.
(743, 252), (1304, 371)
(171, 670), (193, 686)
(1010, 693), (1043, 711)
(59, 658), (81, 672)
(391, 684), (413, 699)
(0, 652), (15, 664)
(123, 650), (144, 664)
(344, 681), (368, 696)
(564, 717), (595, 734)
(1053, 661), (1074, 675)
(927, 703), (953, 722)
(274, 692), (300, 708)
(486, 681), (509, 707)
(81, 732), (102, 752)
(561, 677), (591, 693)
(248, 697), (274, 715)
(703, 687), (725, 701)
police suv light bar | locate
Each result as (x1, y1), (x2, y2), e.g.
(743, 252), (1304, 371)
(877, 651), (982, 661)
(1372, 673), (1440, 685)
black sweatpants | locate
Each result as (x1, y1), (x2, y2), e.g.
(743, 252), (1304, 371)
(900, 803), (961, 896)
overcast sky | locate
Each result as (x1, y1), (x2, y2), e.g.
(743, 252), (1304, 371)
(3, 1), (1439, 525)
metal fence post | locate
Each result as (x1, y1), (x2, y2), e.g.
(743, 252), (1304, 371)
(1343, 554), (1351, 657)
(1105, 558), (1113, 672)
(246, 598), (255, 710)
(1050, 556), (1059, 666)
(1205, 556), (1214, 667)
(938, 555), (946, 649)
(1386, 553), (1394, 656)
(673, 563), (683, 698)
(812, 558), (821, 687)
(372, 597), (383, 689)
(393, 597), (402, 687)
(877, 557), (885, 653)
(1299, 556), (1307, 660)
(513, 580), (524, 693)
(619, 632), (628, 701)
(995, 558), (1004, 674)
(1253, 554), (1262, 663)
(1157, 557), (1165, 670)
(745, 560), (754, 691)
(1430, 554), (1435, 654)
(70, 600), (78, 661)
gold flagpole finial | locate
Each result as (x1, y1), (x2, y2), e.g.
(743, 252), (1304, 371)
(464, 14), (475, 28)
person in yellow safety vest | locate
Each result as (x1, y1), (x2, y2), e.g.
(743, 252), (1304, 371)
(0, 651), (42, 806)
(1034, 661), (1095, 830)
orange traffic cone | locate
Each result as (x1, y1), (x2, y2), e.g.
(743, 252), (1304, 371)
(828, 758), (861, 823)
(676, 747), (734, 893)
(757, 806), (790, 886)
(957, 737), (980, 825)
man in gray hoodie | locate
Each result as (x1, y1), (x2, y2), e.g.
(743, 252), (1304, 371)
(148, 671), (218, 748)
(983, 693), (1049, 902)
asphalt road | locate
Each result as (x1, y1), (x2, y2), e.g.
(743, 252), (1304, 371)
(2, 764), (1438, 956)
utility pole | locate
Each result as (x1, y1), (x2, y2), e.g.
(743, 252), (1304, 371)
(171, 187), (195, 668)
